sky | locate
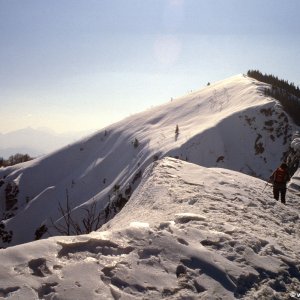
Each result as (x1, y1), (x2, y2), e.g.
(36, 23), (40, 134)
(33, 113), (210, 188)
(1, 0), (300, 134)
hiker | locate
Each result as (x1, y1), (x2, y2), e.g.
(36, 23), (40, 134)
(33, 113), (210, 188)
(269, 163), (290, 204)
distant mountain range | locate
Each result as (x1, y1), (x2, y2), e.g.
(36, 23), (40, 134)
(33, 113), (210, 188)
(0, 127), (94, 158)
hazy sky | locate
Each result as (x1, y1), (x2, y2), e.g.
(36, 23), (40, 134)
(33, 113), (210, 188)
(1, 0), (299, 133)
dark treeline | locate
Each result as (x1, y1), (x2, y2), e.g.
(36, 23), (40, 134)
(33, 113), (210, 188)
(0, 154), (33, 168)
(247, 70), (300, 125)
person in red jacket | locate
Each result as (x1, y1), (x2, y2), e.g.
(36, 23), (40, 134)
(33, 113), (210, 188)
(270, 163), (290, 204)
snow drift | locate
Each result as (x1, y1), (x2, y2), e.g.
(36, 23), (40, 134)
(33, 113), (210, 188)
(0, 158), (299, 299)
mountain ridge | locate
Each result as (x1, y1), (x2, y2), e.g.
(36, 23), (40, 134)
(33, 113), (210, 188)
(0, 74), (299, 248)
(0, 157), (299, 299)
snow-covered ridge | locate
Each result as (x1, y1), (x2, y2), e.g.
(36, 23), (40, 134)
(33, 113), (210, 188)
(0, 74), (298, 247)
(289, 132), (300, 192)
(0, 158), (299, 299)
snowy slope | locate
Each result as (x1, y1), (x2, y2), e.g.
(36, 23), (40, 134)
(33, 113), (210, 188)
(0, 158), (299, 299)
(289, 133), (300, 192)
(0, 74), (298, 248)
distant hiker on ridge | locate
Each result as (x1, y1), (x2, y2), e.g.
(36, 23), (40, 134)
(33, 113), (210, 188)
(269, 163), (290, 204)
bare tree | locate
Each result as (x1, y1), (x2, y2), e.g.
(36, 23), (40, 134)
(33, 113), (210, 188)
(50, 189), (103, 236)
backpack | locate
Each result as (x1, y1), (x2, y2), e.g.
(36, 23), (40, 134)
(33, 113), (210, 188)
(274, 168), (287, 183)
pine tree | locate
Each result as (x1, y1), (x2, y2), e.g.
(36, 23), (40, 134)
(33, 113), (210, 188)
(175, 125), (179, 141)
(247, 70), (300, 125)
(133, 138), (139, 148)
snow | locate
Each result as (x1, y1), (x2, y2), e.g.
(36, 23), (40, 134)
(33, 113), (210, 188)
(7, 75), (298, 246)
(0, 73), (300, 298)
(0, 74), (299, 248)
(0, 158), (299, 299)
(291, 132), (300, 152)
(174, 213), (207, 223)
(289, 132), (300, 192)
